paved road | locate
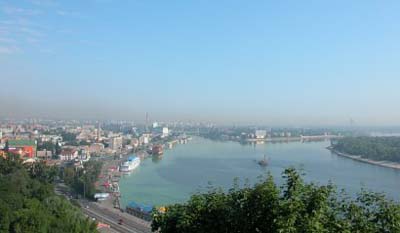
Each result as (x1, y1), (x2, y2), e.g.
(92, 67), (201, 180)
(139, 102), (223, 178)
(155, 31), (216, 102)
(55, 183), (151, 233)
(81, 200), (152, 233)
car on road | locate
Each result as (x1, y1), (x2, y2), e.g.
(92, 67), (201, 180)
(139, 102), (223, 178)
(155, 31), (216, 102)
(118, 219), (124, 225)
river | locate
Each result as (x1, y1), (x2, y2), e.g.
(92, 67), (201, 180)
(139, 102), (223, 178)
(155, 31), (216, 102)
(119, 137), (400, 207)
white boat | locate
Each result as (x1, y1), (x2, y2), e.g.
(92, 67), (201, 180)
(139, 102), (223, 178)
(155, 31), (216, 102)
(94, 193), (110, 200)
(120, 156), (140, 172)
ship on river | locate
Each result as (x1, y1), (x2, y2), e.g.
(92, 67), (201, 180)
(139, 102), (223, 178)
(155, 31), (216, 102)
(152, 144), (164, 156)
(258, 154), (269, 167)
(120, 156), (140, 172)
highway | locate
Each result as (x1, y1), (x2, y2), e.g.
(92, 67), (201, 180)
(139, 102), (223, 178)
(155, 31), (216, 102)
(81, 200), (152, 233)
(55, 183), (151, 233)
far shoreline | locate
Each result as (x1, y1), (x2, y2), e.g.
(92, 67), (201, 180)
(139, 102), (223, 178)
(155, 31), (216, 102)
(327, 147), (400, 170)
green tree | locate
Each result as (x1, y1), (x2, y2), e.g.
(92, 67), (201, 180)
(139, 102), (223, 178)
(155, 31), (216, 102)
(333, 137), (400, 163)
(60, 160), (102, 199)
(0, 154), (97, 233)
(54, 142), (62, 158)
(152, 168), (400, 233)
(37, 141), (55, 152)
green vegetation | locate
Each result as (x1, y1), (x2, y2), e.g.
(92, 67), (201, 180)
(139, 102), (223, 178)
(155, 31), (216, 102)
(79, 140), (91, 146)
(0, 154), (97, 233)
(61, 132), (77, 142)
(37, 141), (55, 151)
(333, 137), (400, 162)
(61, 161), (102, 199)
(152, 168), (400, 233)
(37, 141), (62, 158)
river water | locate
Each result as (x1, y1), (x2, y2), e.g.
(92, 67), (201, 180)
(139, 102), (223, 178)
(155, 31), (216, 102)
(119, 137), (400, 207)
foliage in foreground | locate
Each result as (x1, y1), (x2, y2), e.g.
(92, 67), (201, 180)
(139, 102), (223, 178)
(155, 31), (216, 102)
(152, 168), (400, 233)
(61, 160), (102, 199)
(0, 154), (97, 233)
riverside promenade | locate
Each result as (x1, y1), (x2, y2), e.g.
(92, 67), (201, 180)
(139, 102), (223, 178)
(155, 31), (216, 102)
(92, 152), (152, 233)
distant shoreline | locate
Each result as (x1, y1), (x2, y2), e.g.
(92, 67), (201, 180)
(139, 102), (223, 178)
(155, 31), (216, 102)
(244, 135), (343, 143)
(328, 147), (400, 170)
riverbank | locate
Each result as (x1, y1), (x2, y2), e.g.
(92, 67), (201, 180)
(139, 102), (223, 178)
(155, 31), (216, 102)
(245, 135), (343, 142)
(328, 147), (400, 170)
(96, 139), (187, 214)
(94, 153), (152, 230)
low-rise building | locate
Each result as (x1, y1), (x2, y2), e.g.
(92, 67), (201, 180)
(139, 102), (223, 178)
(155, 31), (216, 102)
(131, 138), (139, 148)
(255, 130), (267, 139)
(37, 150), (53, 160)
(78, 149), (91, 162)
(40, 135), (62, 144)
(162, 127), (169, 138)
(60, 148), (78, 161)
(139, 134), (151, 145)
(110, 136), (123, 151)
(89, 143), (105, 154)
(7, 139), (37, 158)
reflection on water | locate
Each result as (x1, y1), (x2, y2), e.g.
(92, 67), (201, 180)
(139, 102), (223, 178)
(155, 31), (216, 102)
(119, 137), (400, 207)
(152, 155), (163, 163)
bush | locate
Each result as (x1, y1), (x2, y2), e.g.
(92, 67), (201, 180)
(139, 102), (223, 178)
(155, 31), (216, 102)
(152, 168), (400, 233)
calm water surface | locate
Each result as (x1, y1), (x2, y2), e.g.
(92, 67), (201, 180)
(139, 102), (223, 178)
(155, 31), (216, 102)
(119, 137), (400, 207)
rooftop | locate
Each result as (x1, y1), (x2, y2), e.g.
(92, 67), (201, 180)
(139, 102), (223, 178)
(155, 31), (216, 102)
(127, 201), (153, 213)
(8, 140), (36, 147)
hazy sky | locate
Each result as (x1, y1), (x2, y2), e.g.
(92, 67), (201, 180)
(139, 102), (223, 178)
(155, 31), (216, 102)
(1, 0), (400, 125)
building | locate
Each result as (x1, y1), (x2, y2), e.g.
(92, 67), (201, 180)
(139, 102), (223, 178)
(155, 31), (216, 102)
(130, 138), (139, 148)
(7, 139), (37, 158)
(40, 135), (62, 144)
(96, 125), (101, 142)
(162, 127), (169, 138)
(89, 143), (105, 154)
(139, 134), (150, 145)
(255, 130), (267, 139)
(37, 150), (53, 160)
(59, 148), (78, 161)
(110, 136), (123, 151)
(78, 148), (91, 162)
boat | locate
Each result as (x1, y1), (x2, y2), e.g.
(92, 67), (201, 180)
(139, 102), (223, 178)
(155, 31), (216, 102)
(258, 154), (269, 167)
(152, 144), (163, 156)
(146, 146), (153, 155)
(120, 156), (141, 172)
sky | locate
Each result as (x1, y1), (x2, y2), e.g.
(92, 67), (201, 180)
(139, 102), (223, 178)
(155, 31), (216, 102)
(1, 0), (400, 126)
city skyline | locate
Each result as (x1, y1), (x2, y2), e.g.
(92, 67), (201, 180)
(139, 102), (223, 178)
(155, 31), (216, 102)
(1, 1), (400, 125)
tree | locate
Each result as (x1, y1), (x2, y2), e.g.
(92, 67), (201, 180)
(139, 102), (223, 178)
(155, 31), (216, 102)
(60, 160), (102, 199)
(152, 168), (400, 233)
(3, 140), (9, 152)
(26, 161), (58, 184)
(0, 154), (97, 233)
(61, 132), (77, 143)
(54, 142), (62, 158)
(333, 137), (400, 163)
(37, 141), (55, 152)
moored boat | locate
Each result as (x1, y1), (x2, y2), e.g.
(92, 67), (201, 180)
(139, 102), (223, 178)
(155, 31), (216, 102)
(152, 144), (164, 156)
(120, 156), (140, 172)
